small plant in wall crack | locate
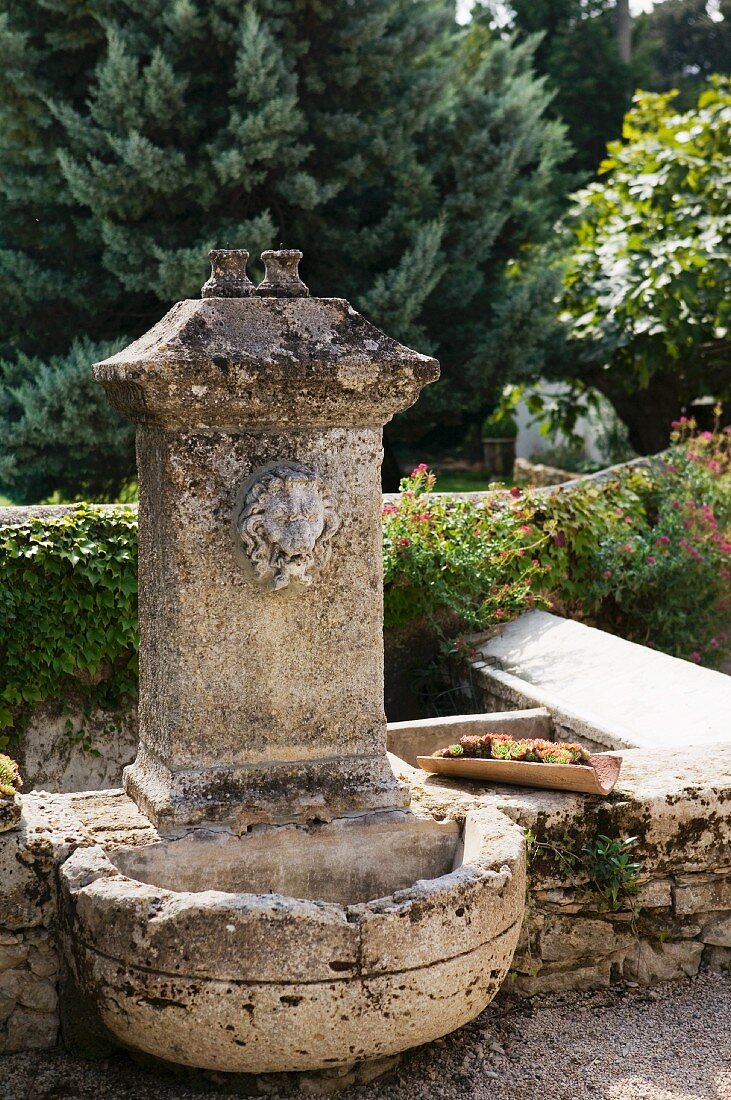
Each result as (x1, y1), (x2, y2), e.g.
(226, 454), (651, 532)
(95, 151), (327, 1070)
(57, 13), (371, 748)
(525, 829), (642, 912)
(582, 834), (642, 910)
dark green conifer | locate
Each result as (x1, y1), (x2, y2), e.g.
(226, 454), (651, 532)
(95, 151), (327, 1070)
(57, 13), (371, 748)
(0, 0), (568, 499)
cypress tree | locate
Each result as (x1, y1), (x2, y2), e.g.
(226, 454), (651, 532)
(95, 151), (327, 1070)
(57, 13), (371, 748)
(490, 0), (633, 175)
(0, 0), (568, 499)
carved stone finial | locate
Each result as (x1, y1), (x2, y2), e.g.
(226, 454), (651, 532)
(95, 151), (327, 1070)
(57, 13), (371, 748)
(236, 463), (340, 590)
(256, 249), (309, 298)
(202, 249), (255, 298)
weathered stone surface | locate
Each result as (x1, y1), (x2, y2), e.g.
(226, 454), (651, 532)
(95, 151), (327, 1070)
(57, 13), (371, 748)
(622, 940), (704, 984)
(93, 296), (438, 430)
(387, 709), (552, 768)
(59, 801), (525, 1074)
(0, 831), (44, 932)
(93, 287), (439, 829)
(700, 912), (731, 946)
(402, 734), (731, 881)
(467, 611), (731, 751)
(512, 961), (612, 996)
(673, 874), (731, 915)
(16, 703), (137, 794)
(28, 947), (58, 980)
(0, 794), (21, 833)
(539, 916), (633, 963)
(201, 249), (255, 299)
(4, 1007), (58, 1052)
(703, 945), (731, 972)
(17, 975), (57, 1013)
(635, 877), (672, 909)
(0, 942), (28, 971)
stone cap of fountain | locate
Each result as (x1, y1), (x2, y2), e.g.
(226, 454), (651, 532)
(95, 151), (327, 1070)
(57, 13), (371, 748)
(93, 250), (438, 431)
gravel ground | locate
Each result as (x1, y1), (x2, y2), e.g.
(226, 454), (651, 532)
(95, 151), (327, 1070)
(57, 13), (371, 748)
(2, 971), (729, 1100)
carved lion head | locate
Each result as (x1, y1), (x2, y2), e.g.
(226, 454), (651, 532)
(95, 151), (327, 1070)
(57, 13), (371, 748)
(237, 464), (340, 590)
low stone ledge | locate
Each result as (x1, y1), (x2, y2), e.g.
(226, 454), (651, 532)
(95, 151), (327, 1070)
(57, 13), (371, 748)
(400, 736), (731, 996)
(465, 611), (731, 753)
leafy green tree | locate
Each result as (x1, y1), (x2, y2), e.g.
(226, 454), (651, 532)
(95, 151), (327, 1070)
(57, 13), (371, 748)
(552, 79), (731, 453)
(0, 0), (568, 499)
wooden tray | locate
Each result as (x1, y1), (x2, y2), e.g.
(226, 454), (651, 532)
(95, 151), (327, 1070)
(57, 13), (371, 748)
(416, 752), (622, 796)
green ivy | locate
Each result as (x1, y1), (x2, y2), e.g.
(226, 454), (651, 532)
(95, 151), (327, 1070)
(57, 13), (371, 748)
(0, 505), (138, 749)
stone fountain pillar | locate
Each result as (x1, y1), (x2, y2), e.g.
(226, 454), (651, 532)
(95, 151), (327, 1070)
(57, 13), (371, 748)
(93, 249), (439, 830)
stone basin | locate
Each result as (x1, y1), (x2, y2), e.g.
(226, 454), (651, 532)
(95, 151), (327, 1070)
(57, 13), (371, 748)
(59, 807), (524, 1074)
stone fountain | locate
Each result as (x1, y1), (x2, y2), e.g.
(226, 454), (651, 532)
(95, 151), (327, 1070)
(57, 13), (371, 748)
(58, 249), (525, 1082)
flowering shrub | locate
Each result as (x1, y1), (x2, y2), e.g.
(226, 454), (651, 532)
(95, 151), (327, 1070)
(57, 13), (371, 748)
(541, 415), (731, 665)
(383, 432), (731, 668)
(382, 464), (546, 632)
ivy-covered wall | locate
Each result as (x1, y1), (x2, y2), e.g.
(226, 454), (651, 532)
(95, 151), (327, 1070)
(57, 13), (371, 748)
(0, 506), (138, 752)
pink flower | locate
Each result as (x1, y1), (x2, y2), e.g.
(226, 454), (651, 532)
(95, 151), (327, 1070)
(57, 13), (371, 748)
(689, 651), (701, 664)
(700, 431), (713, 440)
(655, 536), (671, 547)
(509, 486), (522, 498)
(412, 512), (433, 522)
(647, 555), (656, 565)
(710, 638), (719, 649)
(519, 524), (532, 535)
(603, 569), (612, 579)
(553, 530), (567, 548)
(382, 504), (398, 515)
(397, 537), (411, 548)
(495, 609), (505, 618)
(411, 463), (429, 477)
(624, 516), (632, 525)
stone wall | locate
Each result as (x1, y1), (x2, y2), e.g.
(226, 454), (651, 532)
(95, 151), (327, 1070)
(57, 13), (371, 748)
(14, 704), (138, 795)
(396, 740), (731, 997)
(510, 869), (730, 996)
(0, 795), (82, 1054)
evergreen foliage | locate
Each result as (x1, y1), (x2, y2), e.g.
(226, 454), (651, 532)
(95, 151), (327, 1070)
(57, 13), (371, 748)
(477, 0), (634, 175)
(0, 0), (569, 499)
(0, 338), (134, 502)
(553, 79), (731, 452)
